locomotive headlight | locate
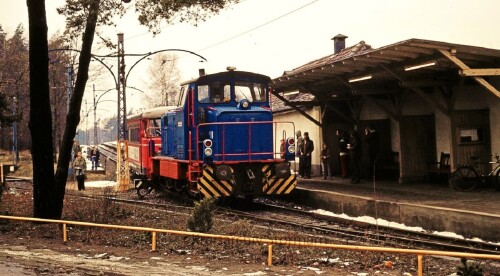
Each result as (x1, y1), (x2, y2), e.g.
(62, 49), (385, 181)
(242, 101), (249, 109)
(203, 139), (213, 148)
(204, 147), (213, 156)
(288, 145), (295, 154)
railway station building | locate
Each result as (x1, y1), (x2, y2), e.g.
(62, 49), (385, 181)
(271, 35), (500, 183)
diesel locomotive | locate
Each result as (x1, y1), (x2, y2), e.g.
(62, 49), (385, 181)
(128, 68), (297, 198)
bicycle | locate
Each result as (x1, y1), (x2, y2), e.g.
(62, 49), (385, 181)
(449, 153), (500, 192)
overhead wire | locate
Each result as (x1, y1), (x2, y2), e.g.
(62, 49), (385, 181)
(124, 0), (320, 56)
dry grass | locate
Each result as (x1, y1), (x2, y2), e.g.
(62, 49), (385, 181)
(0, 149), (32, 177)
(0, 150), (484, 275)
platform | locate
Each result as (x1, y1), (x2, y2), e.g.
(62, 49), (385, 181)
(286, 176), (500, 242)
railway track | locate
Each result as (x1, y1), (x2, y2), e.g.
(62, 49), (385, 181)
(228, 199), (500, 255)
(98, 142), (117, 163)
(4, 178), (499, 257)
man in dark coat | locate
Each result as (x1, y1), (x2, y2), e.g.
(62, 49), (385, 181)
(301, 132), (314, 179)
(348, 131), (362, 184)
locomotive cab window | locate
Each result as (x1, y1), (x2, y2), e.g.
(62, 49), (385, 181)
(176, 86), (187, 107)
(197, 82), (230, 103)
(235, 82), (267, 102)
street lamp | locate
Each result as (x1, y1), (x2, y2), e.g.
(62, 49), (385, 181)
(12, 96), (19, 165)
(90, 33), (207, 189)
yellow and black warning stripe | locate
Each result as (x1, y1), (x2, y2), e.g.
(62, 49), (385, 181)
(197, 165), (234, 198)
(262, 164), (297, 195)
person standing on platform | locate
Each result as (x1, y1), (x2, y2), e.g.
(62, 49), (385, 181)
(302, 132), (314, 179)
(90, 145), (100, 170)
(365, 126), (379, 180)
(73, 151), (87, 191)
(72, 140), (81, 159)
(348, 131), (362, 184)
(295, 130), (304, 178)
(320, 143), (332, 179)
(336, 130), (349, 178)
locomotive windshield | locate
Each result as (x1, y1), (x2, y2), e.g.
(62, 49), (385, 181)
(234, 82), (267, 102)
(196, 81), (267, 103)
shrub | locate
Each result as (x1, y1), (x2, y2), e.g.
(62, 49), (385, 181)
(187, 197), (215, 233)
(457, 257), (484, 276)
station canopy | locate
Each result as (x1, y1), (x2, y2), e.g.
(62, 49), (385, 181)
(271, 38), (500, 107)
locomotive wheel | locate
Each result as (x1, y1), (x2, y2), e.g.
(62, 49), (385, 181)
(165, 179), (174, 190)
(174, 180), (185, 192)
(136, 187), (149, 199)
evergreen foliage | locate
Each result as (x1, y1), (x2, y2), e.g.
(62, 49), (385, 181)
(187, 197), (215, 233)
(457, 257), (484, 276)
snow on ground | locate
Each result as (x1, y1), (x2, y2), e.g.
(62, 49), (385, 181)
(85, 181), (116, 188)
(310, 209), (500, 245)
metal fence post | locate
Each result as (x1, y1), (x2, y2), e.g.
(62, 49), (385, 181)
(63, 223), (67, 242)
(417, 254), (423, 276)
(267, 244), (273, 266)
(151, 231), (157, 251)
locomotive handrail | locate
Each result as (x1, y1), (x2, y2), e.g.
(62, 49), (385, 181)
(195, 121), (295, 162)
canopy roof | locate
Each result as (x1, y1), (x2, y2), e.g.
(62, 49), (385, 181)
(272, 38), (500, 99)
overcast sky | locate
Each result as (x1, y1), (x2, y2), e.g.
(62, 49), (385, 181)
(1, 0), (499, 118)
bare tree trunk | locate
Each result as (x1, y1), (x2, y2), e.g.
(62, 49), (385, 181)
(27, 0), (58, 218)
(54, 0), (100, 217)
(27, 0), (100, 218)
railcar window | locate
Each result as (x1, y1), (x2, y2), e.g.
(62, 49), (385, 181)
(235, 82), (266, 102)
(149, 119), (161, 137)
(128, 127), (140, 142)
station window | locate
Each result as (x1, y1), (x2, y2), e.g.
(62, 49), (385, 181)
(458, 127), (485, 145)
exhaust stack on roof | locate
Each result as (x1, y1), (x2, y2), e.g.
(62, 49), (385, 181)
(332, 34), (348, 54)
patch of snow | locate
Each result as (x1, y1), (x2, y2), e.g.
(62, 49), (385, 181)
(85, 181), (116, 188)
(310, 209), (500, 245)
(94, 253), (107, 258)
(243, 271), (267, 276)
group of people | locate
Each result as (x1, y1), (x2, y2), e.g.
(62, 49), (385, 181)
(71, 140), (101, 191)
(294, 126), (379, 184)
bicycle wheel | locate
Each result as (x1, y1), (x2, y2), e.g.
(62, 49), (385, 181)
(449, 166), (479, 192)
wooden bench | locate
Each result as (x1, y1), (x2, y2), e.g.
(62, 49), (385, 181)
(427, 152), (451, 183)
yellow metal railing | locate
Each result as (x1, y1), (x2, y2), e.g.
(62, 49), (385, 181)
(0, 214), (499, 275)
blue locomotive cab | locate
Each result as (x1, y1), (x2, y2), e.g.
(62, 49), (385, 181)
(157, 68), (297, 198)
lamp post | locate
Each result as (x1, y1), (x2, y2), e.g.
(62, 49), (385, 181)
(66, 66), (74, 112)
(90, 33), (207, 189)
(12, 96), (19, 166)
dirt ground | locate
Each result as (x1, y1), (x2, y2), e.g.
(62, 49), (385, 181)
(1, 183), (481, 276)
(0, 152), (495, 275)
